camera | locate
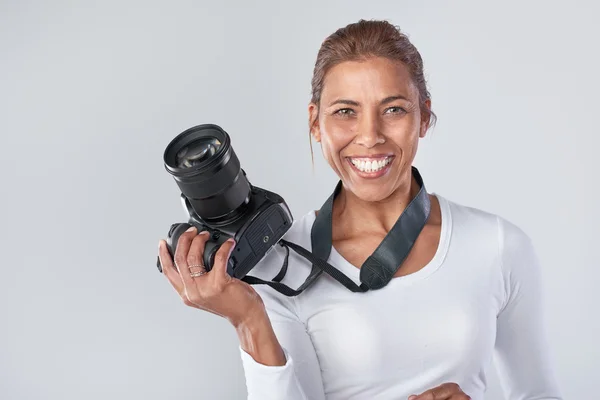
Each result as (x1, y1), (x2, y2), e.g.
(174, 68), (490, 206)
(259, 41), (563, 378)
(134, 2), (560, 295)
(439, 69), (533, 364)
(156, 124), (293, 279)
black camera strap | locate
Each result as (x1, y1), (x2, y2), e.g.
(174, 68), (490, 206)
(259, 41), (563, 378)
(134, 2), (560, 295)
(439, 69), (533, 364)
(241, 166), (431, 296)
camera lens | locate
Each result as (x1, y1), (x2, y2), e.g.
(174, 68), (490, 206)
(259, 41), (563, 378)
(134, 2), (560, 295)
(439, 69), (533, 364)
(163, 124), (251, 221)
(175, 137), (222, 169)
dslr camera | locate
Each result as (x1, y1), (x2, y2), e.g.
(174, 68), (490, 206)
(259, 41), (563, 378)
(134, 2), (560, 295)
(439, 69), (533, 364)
(156, 124), (293, 279)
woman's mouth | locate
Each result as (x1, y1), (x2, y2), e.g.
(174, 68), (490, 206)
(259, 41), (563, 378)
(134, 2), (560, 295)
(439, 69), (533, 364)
(346, 155), (395, 179)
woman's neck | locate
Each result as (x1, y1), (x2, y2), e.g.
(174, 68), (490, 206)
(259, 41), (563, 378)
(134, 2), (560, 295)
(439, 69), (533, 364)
(331, 174), (420, 241)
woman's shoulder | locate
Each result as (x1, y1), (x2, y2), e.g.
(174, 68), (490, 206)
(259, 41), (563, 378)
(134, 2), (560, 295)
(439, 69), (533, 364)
(437, 192), (508, 228)
(440, 194), (545, 306)
(437, 192), (497, 224)
(436, 192), (534, 255)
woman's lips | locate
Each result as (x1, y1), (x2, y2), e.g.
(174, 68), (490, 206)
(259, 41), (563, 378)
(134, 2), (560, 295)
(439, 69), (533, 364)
(346, 155), (395, 179)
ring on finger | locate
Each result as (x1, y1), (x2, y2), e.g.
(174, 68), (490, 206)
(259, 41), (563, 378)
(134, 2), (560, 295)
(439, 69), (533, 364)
(188, 264), (207, 277)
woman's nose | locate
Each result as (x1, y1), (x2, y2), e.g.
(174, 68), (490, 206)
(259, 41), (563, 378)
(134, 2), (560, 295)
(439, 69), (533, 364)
(354, 113), (385, 147)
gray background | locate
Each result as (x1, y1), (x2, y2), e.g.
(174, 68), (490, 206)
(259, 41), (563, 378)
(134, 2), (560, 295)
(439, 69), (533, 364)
(1, 0), (598, 399)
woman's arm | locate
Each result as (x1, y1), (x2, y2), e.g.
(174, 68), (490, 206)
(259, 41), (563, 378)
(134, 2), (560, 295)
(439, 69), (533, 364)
(159, 229), (325, 399)
(238, 286), (326, 400)
(236, 311), (286, 367)
(493, 216), (563, 400)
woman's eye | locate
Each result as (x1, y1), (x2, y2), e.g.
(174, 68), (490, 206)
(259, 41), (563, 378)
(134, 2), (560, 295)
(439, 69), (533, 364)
(335, 108), (354, 115)
(385, 106), (406, 114)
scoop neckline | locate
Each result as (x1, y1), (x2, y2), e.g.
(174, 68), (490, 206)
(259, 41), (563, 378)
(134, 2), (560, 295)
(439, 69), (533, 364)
(308, 192), (452, 287)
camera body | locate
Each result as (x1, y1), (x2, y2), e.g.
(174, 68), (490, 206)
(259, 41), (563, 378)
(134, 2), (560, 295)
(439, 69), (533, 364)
(160, 180), (293, 278)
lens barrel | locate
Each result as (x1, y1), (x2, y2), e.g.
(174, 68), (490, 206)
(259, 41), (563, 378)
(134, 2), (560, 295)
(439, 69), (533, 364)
(163, 124), (251, 221)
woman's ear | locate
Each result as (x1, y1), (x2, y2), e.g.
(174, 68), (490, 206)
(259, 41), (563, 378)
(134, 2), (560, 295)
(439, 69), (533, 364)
(308, 102), (321, 142)
(419, 99), (432, 138)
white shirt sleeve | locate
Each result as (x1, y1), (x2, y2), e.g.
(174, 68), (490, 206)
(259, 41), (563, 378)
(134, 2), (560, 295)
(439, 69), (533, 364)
(239, 286), (326, 400)
(493, 216), (563, 400)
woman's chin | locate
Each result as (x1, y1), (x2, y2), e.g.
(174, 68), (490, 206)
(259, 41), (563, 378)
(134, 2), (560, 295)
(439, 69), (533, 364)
(343, 180), (396, 203)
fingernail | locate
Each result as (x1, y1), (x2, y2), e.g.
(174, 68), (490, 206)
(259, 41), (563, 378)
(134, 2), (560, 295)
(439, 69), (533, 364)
(186, 226), (196, 232)
(408, 396), (417, 400)
(158, 240), (163, 250)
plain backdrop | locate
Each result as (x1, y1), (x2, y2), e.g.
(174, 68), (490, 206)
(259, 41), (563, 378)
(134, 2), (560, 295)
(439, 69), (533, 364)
(1, 0), (598, 399)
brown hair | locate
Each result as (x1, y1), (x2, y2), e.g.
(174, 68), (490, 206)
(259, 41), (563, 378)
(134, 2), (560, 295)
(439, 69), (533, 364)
(308, 19), (437, 163)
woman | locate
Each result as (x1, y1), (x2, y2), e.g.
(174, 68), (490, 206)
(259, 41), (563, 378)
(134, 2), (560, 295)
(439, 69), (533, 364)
(158, 19), (562, 400)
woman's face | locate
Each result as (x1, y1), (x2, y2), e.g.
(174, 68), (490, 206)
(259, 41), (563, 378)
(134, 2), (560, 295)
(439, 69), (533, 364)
(309, 57), (430, 203)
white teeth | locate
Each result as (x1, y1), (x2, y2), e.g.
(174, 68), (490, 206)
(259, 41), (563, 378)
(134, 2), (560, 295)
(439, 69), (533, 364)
(350, 157), (392, 173)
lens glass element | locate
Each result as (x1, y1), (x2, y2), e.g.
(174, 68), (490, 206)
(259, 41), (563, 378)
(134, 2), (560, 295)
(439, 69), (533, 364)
(175, 138), (222, 169)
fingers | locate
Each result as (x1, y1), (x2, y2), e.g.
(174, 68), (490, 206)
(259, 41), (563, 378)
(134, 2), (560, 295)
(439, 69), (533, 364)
(173, 226), (201, 299)
(212, 238), (236, 281)
(174, 226), (197, 272)
(161, 228), (236, 309)
(409, 383), (469, 400)
(187, 230), (210, 272)
(159, 239), (197, 308)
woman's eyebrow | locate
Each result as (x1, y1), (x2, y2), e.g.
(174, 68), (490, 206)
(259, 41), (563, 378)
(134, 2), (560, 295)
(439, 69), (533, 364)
(380, 95), (410, 104)
(328, 99), (360, 107)
(328, 95), (410, 107)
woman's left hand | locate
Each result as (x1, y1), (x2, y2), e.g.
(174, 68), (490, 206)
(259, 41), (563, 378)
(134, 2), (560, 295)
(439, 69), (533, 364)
(408, 382), (471, 400)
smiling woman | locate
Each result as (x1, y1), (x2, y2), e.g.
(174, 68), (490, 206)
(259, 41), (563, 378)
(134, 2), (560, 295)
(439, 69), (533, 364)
(159, 19), (563, 400)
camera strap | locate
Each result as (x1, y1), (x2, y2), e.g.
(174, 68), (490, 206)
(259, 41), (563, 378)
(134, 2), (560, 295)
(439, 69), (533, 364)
(241, 166), (431, 296)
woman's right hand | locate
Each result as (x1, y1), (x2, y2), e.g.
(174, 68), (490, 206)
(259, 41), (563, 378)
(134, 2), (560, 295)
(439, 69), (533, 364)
(158, 226), (266, 328)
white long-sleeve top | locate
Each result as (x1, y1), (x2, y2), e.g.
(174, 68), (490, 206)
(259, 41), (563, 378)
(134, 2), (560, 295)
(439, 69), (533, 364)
(238, 193), (563, 400)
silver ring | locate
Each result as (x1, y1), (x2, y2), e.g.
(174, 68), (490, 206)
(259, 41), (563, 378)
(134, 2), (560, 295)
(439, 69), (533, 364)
(190, 270), (207, 278)
(188, 264), (205, 270)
